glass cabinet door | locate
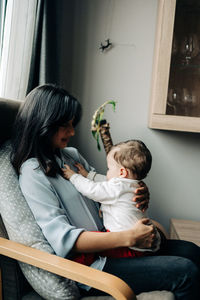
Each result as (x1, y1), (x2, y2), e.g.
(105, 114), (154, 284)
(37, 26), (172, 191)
(149, 0), (200, 132)
(166, 0), (200, 118)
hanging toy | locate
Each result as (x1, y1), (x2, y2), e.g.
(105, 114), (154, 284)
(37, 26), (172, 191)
(91, 100), (116, 153)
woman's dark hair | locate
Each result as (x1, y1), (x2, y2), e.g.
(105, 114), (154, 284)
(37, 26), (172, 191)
(11, 84), (81, 177)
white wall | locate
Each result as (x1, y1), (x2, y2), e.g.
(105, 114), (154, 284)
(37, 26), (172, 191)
(67, 0), (200, 231)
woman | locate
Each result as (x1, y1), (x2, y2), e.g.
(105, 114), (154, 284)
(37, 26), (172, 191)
(11, 84), (200, 299)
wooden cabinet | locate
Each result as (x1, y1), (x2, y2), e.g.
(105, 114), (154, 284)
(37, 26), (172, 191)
(149, 0), (200, 133)
(170, 218), (200, 246)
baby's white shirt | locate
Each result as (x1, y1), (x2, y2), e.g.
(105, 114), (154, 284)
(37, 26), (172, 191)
(70, 174), (160, 252)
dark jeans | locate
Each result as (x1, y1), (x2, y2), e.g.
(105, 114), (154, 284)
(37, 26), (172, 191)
(80, 240), (200, 300)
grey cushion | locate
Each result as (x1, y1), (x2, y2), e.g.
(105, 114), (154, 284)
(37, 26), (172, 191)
(23, 291), (174, 300)
(82, 292), (174, 300)
(22, 290), (175, 300)
(22, 292), (114, 300)
(137, 291), (174, 300)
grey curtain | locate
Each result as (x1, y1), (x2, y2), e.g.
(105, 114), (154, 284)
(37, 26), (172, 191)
(27, 0), (61, 94)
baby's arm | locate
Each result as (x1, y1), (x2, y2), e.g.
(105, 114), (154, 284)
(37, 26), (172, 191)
(63, 162), (106, 182)
(62, 168), (117, 203)
(70, 175), (117, 203)
(62, 164), (76, 180)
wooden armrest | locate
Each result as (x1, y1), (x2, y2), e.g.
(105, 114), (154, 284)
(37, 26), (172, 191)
(0, 237), (135, 300)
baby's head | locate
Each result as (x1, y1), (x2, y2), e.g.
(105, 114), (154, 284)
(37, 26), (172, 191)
(106, 140), (152, 181)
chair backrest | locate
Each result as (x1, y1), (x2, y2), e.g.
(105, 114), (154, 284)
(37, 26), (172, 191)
(0, 98), (21, 238)
(0, 98), (21, 146)
(0, 97), (32, 299)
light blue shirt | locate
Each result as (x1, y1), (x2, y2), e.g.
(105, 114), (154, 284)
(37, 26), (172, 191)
(19, 147), (107, 289)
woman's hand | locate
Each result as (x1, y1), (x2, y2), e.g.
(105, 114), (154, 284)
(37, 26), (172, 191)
(123, 218), (155, 249)
(75, 162), (89, 177)
(133, 181), (150, 212)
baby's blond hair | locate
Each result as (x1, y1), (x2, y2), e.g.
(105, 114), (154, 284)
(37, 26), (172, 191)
(110, 140), (152, 180)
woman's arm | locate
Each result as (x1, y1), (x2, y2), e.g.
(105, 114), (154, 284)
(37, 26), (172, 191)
(74, 218), (155, 253)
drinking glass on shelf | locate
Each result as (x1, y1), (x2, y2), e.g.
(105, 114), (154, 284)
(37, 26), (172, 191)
(180, 34), (199, 66)
(167, 88), (179, 115)
(182, 88), (197, 116)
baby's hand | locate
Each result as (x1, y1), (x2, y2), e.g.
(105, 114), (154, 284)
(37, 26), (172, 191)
(74, 163), (88, 177)
(62, 164), (76, 180)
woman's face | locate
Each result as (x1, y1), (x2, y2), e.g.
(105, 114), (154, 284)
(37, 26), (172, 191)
(52, 119), (75, 149)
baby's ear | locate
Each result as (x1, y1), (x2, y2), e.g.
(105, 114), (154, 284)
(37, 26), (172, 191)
(120, 167), (128, 178)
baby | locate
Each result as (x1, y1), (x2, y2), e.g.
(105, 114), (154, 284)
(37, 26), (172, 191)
(62, 140), (160, 257)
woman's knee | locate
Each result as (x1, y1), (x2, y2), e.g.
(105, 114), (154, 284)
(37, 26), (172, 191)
(183, 257), (199, 278)
(164, 256), (199, 281)
(160, 239), (200, 268)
